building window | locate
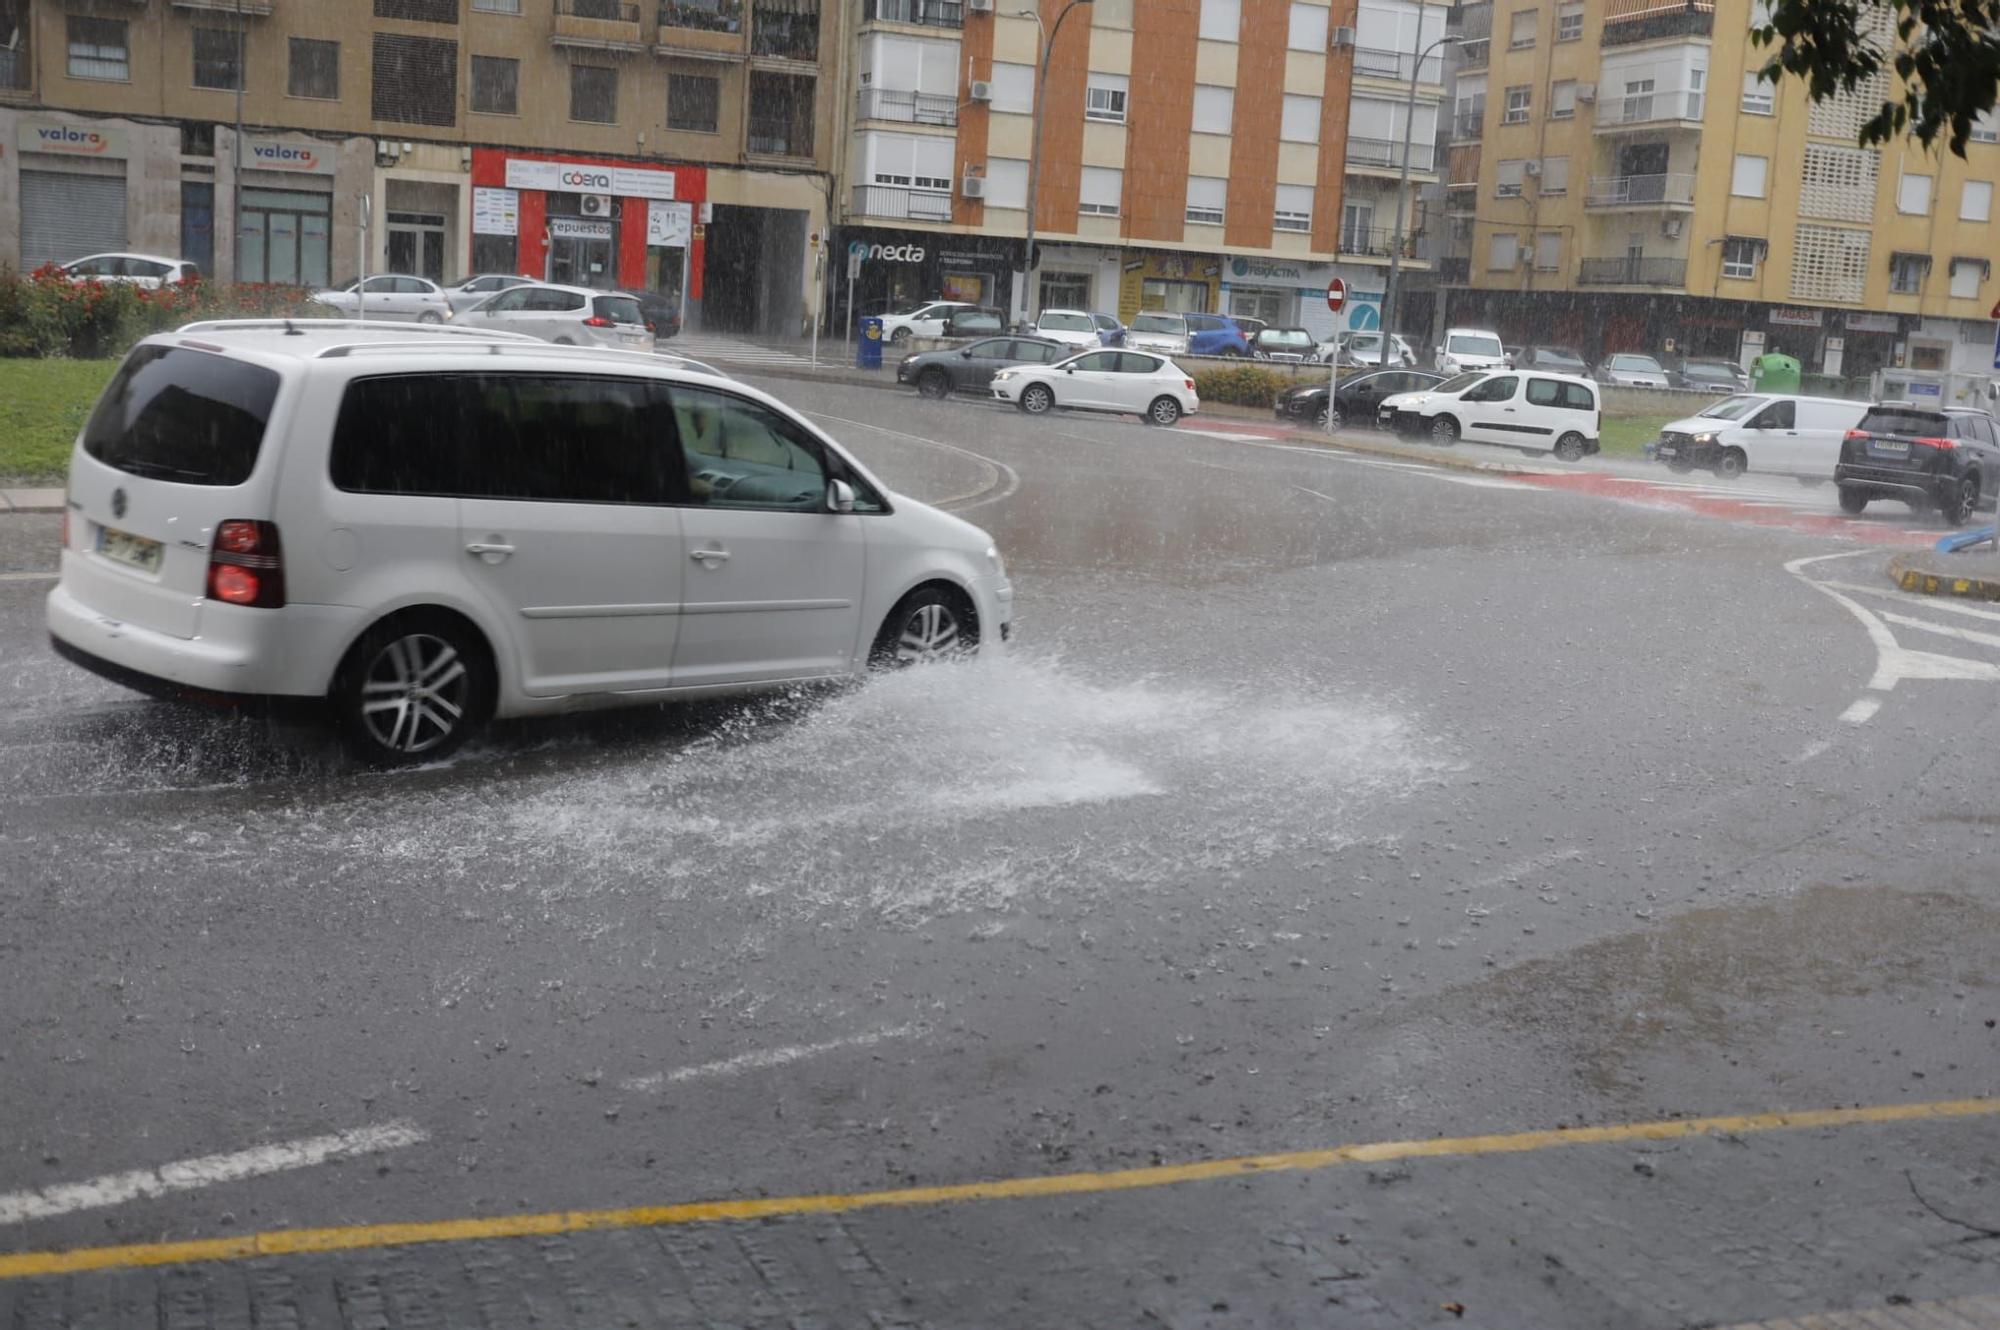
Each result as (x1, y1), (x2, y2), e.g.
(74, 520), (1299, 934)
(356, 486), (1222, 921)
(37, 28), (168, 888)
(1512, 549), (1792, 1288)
(1079, 165), (1122, 216)
(1192, 84), (1233, 134)
(570, 63), (618, 123)
(182, 122), (216, 156)
(1091, 0), (1133, 25)
(668, 73), (719, 131)
(1950, 257), (1987, 300)
(1198, 0), (1238, 42)
(1085, 75), (1128, 123)
(1339, 201), (1373, 251)
(1973, 111), (1998, 144)
(750, 0), (817, 60)
(1508, 9), (1536, 48)
(1721, 236), (1761, 280)
(1741, 70), (1773, 115)
(1962, 180), (1993, 222)
(288, 38), (339, 100)
(1489, 232), (1519, 269)
(192, 27), (242, 90)
(66, 16), (128, 81)
(372, 33), (458, 125)
(748, 71), (815, 156)
(1281, 93), (1321, 143)
(1496, 158), (1525, 197)
(1535, 233), (1561, 271)
(1539, 155), (1568, 194)
(1898, 172), (1933, 214)
(472, 0), (522, 10)
(1287, 1), (1326, 51)
(1732, 154), (1767, 198)
(983, 156), (1028, 208)
(1889, 252), (1929, 294)
(1273, 183), (1313, 232)
(470, 54), (517, 114)
(1550, 79), (1575, 118)
(988, 61), (1033, 113)
(374, 0), (459, 20)
(1185, 175), (1226, 226)
(1556, 1), (1582, 40)
(238, 187), (332, 287)
(1502, 85), (1529, 123)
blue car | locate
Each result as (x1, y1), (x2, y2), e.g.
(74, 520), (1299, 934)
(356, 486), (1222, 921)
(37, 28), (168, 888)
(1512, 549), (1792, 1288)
(1183, 312), (1250, 357)
(1092, 312), (1126, 347)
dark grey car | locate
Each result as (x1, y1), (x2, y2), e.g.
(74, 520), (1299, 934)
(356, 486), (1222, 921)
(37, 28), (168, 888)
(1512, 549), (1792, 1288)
(897, 335), (1070, 399)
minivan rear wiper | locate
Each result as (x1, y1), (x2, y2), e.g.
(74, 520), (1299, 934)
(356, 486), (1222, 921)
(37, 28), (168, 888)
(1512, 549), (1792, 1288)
(107, 457), (210, 481)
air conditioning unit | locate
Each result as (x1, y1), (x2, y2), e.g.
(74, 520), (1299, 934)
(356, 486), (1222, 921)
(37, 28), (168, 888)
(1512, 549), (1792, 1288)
(1575, 82), (1597, 102)
(1523, 159), (1541, 176)
(1330, 24), (1356, 49)
(1662, 215), (1684, 238)
(968, 79), (993, 102)
(579, 193), (613, 217)
(961, 174), (987, 199)
(967, 0), (994, 11)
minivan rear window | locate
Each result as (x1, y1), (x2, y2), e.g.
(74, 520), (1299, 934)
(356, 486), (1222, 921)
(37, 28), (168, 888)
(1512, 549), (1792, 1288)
(1859, 406), (1949, 436)
(1131, 314), (1183, 334)
(83, 345), (281, 487)
(592, 295), (646, 326)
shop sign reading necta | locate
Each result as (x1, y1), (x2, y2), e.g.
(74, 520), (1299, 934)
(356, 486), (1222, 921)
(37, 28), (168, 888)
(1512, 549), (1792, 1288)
(505, 159), (677, 201)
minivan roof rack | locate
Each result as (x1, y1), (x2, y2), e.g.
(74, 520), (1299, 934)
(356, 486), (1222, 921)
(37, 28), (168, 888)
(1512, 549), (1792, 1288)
(314, 340), (675, 366)
(173, 318), (536, 343)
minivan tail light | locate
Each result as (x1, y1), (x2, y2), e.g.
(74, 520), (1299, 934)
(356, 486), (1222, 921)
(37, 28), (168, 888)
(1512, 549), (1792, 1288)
(583, 316), (614, 328)
(207, 519), (285, 608)
(1845, 429), (1869, 441)
(1918, 436), (1956, 450)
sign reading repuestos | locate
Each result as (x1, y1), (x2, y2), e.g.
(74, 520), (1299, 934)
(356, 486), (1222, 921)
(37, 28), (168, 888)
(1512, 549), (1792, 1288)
(17, 119), (128, 159)
(505, 158), (677, 201)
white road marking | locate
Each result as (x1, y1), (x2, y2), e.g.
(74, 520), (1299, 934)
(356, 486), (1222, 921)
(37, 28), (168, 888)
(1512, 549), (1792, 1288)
(1881, 610), (2000, 651)
(0, 1121), (427, 1227)
(1434, 475), (1536, 490)
(620, 1024), (921, 1094)
(1815, 581), (2000, 622)
(1795, 739), (1833, 761)
(807, 412), (1021, 513)
(1839, 698), (1883, 726)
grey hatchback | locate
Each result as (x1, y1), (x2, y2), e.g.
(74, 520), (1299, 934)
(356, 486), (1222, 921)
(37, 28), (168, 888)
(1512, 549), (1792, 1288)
(898, 335), (1070, 399)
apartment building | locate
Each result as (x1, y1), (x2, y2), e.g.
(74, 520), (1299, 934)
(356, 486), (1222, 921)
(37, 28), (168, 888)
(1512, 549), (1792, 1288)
(0, 0), (843, 336)
(837, 0), (1447, 341)
(1437, 0), (2000, 387)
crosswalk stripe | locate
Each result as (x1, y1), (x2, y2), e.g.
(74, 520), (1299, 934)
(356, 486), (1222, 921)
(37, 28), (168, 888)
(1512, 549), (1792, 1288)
(1881, 610), (2000, 650)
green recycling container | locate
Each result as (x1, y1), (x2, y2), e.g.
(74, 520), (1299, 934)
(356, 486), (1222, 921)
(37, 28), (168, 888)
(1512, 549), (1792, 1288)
(1751, 353), (1800, 393)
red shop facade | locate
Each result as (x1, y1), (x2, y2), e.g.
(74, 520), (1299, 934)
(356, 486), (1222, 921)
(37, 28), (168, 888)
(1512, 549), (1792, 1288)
(469, 149), (707, 315)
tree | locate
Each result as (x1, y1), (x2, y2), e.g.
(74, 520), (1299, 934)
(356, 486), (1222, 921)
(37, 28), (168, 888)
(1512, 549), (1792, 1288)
(1756, 0), (2000, 156)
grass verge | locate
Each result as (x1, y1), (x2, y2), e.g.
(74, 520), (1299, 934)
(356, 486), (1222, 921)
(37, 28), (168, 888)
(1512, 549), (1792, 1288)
(0, 358), (118, 485)
(1601, 414), (1673, 458)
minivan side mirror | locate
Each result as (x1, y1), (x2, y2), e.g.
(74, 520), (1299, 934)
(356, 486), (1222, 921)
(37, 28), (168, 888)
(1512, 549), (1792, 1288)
(960, 347), (974, 358)
(827, 479), (857, 514)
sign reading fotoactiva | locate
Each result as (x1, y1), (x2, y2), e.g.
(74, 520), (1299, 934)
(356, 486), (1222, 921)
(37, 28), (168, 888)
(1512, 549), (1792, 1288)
(17, 119), (128, 159)
(506, 158), (677, 200)
(244, 136), (334, 174)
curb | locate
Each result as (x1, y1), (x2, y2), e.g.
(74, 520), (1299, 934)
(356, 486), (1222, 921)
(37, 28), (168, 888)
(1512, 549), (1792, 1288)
(1886, 551), (2000, 602)
(1279, 430), (1537, 475)
(1, 489), (63, 514)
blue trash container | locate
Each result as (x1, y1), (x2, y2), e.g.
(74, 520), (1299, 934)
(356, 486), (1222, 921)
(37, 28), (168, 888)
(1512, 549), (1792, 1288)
(858, 316), (884, 370)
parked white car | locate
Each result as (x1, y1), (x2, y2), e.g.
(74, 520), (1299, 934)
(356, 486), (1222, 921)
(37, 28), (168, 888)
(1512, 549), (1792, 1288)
(60, 253), (202, 288)
(1380, 370), (1601, 460)
(47, 319), (1012, 765)
(444, 273), (535, 316)
(1597, 353), (1672, 388)
(990, 348), (1199, 426)
(462, 283), (656, 352)
(1125, 311), (1191, 357)
(1432, 327), (1509, 375)
(1654, 393), (1868, 481)
(1316, 331), (1417, 367)
(1031, 309), (1105, 350)
(878, 301), (978, 343)
(310, 275), (453, 323)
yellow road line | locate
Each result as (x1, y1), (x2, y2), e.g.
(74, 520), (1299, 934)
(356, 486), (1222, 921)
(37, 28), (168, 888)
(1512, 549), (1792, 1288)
(3, 1096), (1995, 1282)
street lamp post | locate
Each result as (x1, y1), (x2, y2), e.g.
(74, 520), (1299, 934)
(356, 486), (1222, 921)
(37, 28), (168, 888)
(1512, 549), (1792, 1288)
(1378, 31), (1461, 357)
(1012, 0), (1093, 326)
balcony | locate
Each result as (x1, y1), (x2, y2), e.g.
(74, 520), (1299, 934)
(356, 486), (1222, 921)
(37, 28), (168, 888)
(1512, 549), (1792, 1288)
(656, 0), (747, 57)
(1602, 0), (1714, 46)
(1346, 136), (1436, 175)
(1585, 172), (1694, 208)
(552, 0), (645, 52)
(750, 0), (817, 62)
(169, 0), (276, 13)
(1451, 110), (1483, 141)
(1456, 36), (1488, 69)
(1338, 225), (1418, 260)
(862, 0), (962, 28)
(1578, 256), (1687, 287)
(1352, 47), (1444, 84)
(1594, 88), (1704, 130)
(852, 183), (953, 221)
(856, 86), (957, 126)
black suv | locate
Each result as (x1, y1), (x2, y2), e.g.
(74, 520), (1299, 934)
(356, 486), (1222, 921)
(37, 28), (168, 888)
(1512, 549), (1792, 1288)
(1835, 403), (2000, 525)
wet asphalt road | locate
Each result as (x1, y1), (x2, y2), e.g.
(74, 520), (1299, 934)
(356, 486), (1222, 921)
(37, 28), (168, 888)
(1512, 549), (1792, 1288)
(3, 377), (2000, 1328)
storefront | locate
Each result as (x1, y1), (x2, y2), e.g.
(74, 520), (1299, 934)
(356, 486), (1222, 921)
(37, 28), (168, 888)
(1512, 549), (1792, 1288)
(836, 227), (1020, 326)
(13, 117), (131, 272)
(469, 149), (705, 324)
(1033, 244), (1122, 315)
(1219, 256), (1387, 342)
(1115, 250), (1221, 325)
(236, 135), (336, 287)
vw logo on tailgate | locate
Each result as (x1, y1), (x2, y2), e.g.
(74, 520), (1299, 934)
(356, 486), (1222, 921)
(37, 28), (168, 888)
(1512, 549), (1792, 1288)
(111, 488), (128, 519)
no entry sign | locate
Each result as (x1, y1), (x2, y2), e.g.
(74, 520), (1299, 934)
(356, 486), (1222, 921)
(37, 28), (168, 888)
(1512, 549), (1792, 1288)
(1326, 277), (1347, 313)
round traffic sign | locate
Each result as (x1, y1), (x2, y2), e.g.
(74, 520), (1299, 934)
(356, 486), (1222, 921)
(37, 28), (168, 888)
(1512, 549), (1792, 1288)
(1326, 277), (1347, 313)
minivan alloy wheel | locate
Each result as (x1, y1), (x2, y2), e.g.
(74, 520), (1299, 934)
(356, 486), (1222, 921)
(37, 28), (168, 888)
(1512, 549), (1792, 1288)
(896, 602), (961, 662)
(359, 632), (470, 756)
(871, 587), (978, 668)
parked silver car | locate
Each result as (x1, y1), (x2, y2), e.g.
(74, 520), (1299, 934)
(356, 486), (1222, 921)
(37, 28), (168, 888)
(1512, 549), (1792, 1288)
(60, 252), (202, 289)
(310, 275), (453, 323)
(462, 283), (656, 352)
(444, 273), (535, 316)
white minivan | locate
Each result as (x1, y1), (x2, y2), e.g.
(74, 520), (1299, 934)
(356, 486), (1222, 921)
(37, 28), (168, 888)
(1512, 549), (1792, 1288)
(1653, 393), (1870, 481)
(1433, 327), (1509, 376)
(47, 320), (1012, 765)
(1381, 370), (1601, 459)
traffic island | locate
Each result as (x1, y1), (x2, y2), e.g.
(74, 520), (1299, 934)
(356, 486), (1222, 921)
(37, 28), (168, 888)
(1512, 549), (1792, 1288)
(1283, 429), (1539, 475)
(1886, 547), (2000, 602)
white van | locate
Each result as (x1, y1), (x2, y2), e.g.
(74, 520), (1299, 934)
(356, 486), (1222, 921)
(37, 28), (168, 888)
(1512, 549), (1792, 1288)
(1380, 370), (1601, 460)
(1433, 328), (1509, 376)
(1654, 394), (1869, 480)
(47, 320), (1012, 765)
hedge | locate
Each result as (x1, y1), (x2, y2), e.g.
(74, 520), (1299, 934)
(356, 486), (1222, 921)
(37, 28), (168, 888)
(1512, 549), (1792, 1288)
(1191, 365), (1294, 408)
(0, 265), (320, 359)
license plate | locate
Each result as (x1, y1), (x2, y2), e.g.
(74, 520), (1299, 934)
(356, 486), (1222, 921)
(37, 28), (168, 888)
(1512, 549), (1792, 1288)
(620, 332), (645, 343)
(1870, 439), (1910, 456)
(97, 525), (163, 574)
(1656, 445), (1677, 458)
